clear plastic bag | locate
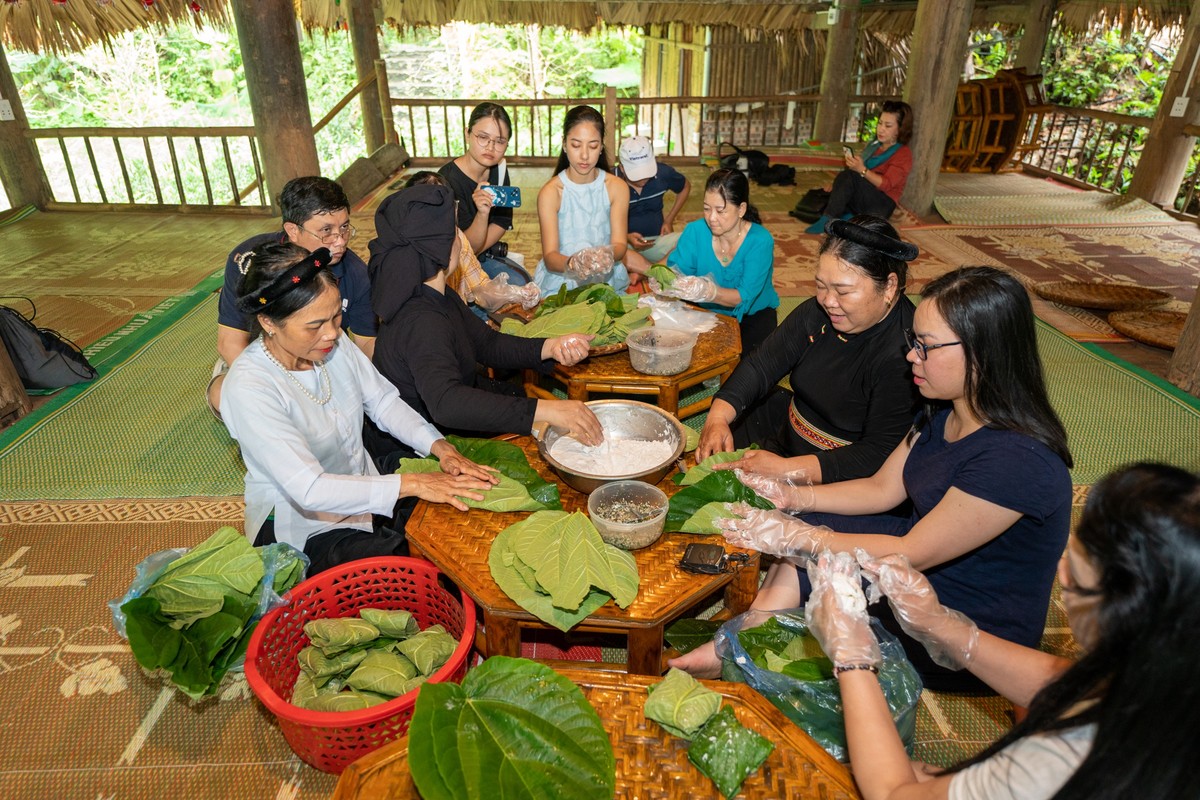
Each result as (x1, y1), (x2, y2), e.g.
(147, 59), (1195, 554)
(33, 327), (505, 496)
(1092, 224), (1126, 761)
(715, 608), (922, 762)
(637, 295), (720, 334)
(474, 273), (541, 311)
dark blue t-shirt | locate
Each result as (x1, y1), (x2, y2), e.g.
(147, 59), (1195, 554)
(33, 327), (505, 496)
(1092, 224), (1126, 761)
(618, 162), (688, 237)
(217, 232), (377, 337)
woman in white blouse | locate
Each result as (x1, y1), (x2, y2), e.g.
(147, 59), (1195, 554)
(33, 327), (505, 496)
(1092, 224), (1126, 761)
(220, 243), (497, 574)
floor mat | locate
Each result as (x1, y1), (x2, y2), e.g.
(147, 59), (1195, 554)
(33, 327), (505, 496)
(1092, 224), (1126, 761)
(933, 192), (1170, 226)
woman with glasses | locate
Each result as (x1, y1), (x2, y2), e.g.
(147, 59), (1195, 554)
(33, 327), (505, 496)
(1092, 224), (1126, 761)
(438, 103), (528, 285)
(803, 100), (915, 234)
(697, 266), (1072, 692)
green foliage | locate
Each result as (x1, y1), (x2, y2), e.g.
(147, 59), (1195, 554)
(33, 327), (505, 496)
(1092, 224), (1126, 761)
(396, 435), (561, 512)
(664, 618), (723, 654)
(1043, 28), (1169, 117)
(675, 445), (757, 486)
(665, 471), (775, 534)
(687, 705), (774, 799)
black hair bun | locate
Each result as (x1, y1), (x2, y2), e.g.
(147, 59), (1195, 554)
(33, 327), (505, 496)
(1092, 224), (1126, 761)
(827, 219), (919, 261)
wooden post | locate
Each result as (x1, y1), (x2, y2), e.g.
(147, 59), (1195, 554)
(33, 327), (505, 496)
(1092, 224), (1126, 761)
(1012, 0), (1056, 75)
(900, 0), (976, 217)
(229, 0), (320, 208)
(1128, 0), (1200, 207)
(1167, 280), (1200, 396)
(375, 60), (397, 146)
(814, 0), (861, 144)
(0, 43), (50, 209)
(604, 85), (619, 157)
(347, 0), (385, 154)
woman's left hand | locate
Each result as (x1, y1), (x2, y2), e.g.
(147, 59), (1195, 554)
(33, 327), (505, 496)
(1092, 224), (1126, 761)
(805, 550), (881, 670)
(846, 153), (867, 174)
(544, 333), (595, 366)
(430, 439), (499, 484)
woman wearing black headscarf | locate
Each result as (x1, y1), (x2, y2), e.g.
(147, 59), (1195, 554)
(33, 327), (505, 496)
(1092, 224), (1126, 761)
(366, 184), (602, 471)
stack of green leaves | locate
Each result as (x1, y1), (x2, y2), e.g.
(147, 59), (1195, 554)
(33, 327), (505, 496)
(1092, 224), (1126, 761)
(120, 527), (306, 700)
(396, 435), (561, 513)
(724, 616), (835, 683)
(674, 445), (758, 486)
(665, 470), (775, 534)
(500, 283), (652, 347)
(487, 510), (639, 632)
(290, 607), (459, 712)
(644, 668), (775, 799)
(409, 656), (615, 800)
(647, 264), (678, 289)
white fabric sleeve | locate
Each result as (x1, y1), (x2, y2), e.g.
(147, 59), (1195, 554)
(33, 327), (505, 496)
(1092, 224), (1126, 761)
(949, 725), (1095, 800)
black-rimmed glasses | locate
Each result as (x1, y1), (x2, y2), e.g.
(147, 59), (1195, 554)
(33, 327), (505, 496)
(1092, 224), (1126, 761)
(301, 223), (357, 245)
(904, 329), (961, 361)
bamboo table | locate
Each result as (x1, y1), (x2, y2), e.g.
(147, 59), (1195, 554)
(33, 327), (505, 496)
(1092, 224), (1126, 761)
(523, 312), (741, 419)
(405, 436), (760, 676)
(332, 667), (861, 800)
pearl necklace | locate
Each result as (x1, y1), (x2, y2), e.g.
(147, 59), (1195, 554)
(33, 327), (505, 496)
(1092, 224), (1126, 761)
(715, 221), (747, 265)
(262, 339), (331, 406)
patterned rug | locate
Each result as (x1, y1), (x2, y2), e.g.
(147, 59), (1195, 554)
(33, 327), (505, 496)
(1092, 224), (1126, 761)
(933, 192), (1171, 226)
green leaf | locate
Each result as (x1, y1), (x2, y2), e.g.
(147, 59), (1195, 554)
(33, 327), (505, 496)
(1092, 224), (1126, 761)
(358, 608), (420, 639)
(345, 650), (419, 695)
(502, 301), (607, 338)
(122, 595), (182, 672)
(679, 501), (739, 535)
(513, 512), (638, 611)
(664, 618), (722, 654)
(665, 471), (774, 533)
(145, 575), (227, 623)
(394, 628), (458, 676)
(158, 527), (264, 596)
(678, 445), (758, 486)
(306, 691), (377, 712)
(291, 669), (320, 708)
(304, 618), (381, 654)
(647, 264), (678, 288)
(297, 645), (369, 678)
(644, 668), (722, 739)
(409, 657), (615, 800)
(688, 705), (774, 799)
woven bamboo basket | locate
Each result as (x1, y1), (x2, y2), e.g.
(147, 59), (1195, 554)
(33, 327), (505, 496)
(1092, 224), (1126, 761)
(1033, 281), (1171, 311)
(1107, 309), (1188, 350)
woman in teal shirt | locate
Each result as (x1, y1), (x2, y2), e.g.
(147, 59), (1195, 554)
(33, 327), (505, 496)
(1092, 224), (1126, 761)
(628, 168), (779, 353)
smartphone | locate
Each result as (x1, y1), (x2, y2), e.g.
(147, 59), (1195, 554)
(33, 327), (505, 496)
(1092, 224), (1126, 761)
(842, 145), (854, 159)
(482, 185), (522, 208)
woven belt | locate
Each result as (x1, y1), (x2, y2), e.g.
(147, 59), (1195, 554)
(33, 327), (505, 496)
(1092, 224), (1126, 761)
(788, 402), (851, 450)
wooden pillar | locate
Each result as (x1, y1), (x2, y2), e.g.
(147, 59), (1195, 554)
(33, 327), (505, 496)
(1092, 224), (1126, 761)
(900, 0), (975, 217)
(1128, 0), (1200, 207)
(604, 86), (618, 157)
(229, 0), (320, 207)
(1012, 0), (1056, 75)
(1167, 280), (1200, 396)
(347, 0), (386, 154)
(0, 43), (50, 209)
(814, 0), (861, 143)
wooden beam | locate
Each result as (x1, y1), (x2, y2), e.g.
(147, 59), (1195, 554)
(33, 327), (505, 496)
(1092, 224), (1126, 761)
(814, 0), (861, 143)
(1128, 0), (1200, 207)
(1012, 0), (1055, 74)
(1167, 279), (1200, 396)
(347, 0), (386, 154)
(229, 0), (320, 209)
(900, 0), (975, 217)
(0, 43), (50, 209)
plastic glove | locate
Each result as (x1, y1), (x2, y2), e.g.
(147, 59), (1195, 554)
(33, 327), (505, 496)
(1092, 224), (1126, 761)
(474, 274), (542, 312)
(859, 552), (980, 670)
(715, 503), (833, 558)
(805, 550), (881, 670)
(662, 274), (719, 303)
(732, 469), (816, 513)
(565, 245), (615, 283)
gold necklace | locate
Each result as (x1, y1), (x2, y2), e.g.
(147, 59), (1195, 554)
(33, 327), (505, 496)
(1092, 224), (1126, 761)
(262, 339), (331, 406)
(715, 221), (746, 264)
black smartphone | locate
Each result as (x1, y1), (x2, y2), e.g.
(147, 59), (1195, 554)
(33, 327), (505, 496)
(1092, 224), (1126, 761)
(842, 145), (854, 159)
(482, 185), (522, 208)
(679, 543), (730, 575)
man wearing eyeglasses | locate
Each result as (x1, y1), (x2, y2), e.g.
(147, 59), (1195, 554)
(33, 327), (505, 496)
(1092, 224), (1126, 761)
(208, 176), (377, 415)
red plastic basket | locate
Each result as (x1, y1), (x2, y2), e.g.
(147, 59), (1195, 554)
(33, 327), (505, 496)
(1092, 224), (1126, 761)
(244, 557), (476, 774)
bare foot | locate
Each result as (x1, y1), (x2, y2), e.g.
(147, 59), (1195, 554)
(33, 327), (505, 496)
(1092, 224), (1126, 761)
(666, 641), (722, 679)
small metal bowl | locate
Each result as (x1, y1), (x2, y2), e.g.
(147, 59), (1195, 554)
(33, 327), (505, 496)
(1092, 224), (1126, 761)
(536, 400), (686, 494)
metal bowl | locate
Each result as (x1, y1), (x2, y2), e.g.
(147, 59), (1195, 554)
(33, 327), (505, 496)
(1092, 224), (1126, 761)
(536, 400), (686, 494)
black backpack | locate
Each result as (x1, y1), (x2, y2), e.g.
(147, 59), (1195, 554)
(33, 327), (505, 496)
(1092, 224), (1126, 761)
(755, 164), (796, 186)
(718, 142), (770, 179)
(0, 299), (96, 390)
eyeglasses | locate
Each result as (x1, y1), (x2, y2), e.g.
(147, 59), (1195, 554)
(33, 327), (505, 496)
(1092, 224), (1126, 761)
(300, 222), (356, 245)
(904, 329), (961, 361)
(472, 131), (509, 151)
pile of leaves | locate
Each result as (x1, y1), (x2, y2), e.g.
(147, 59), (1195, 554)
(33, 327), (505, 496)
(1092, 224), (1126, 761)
(396, 435), (561, 513)
(290, 607), (459, 711)
(665, 470), (774, 534)
(724, 617), (834, 683)
(488, 510), (639, 631)
(644, 668), (774, 799)
(119, 527), (306, 700)
(500, 283), (652, 347)
(409, 656), (615, 800)
(674, 446), (757, 486)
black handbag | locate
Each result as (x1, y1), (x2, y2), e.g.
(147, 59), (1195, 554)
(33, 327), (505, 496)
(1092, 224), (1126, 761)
(789, 188), (831, 223)
(717, 141), (770, 179)
(0, 298), (96, 390)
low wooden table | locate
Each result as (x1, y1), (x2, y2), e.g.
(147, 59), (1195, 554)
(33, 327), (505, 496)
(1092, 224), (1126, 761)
(406, 436), (760, 676)
(524, 313), (741, 418)
(332, 667), (861, 800)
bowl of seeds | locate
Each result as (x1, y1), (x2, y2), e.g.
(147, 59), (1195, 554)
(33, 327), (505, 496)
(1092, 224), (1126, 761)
(587, 480), (669, 550)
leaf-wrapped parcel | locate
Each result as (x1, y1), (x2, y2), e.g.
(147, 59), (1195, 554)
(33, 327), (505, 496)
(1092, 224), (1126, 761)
(644, 668), (722, 739)
(408, 656), (615, 800)
(665, 470), (775, 534)
(304, 618), (380, 654)
(395, 627), (458, 676)
(688, 705), (774, 799)
(359, 608), (419, 639)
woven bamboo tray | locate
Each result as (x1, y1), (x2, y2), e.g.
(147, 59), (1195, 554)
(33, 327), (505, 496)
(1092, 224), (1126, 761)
(1107, 309), (1188, 350)
(332, 668), (861, 800)
(1033, 281), (1171, 311)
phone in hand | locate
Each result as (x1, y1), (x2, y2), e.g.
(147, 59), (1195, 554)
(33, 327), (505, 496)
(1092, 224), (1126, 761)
(482, 185), (522, 208)
(842, 145), (854, 159)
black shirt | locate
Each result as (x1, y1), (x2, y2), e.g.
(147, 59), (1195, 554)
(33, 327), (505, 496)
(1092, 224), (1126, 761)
(437, 161), (514, 239)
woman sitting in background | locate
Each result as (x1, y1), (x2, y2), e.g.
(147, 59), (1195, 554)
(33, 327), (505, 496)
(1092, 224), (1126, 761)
(626, 168), (779, 354)
(533, 105), (630, 296)
(366, 183), (602, 470)
(805, 100), (914, 234)
(805, 462), (1200, 799)
(219, 242), (497, 575)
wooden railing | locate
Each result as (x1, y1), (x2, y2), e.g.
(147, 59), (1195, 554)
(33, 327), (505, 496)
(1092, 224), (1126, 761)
(1016, 105), (1151, 196)
(28, 125), (269, 212)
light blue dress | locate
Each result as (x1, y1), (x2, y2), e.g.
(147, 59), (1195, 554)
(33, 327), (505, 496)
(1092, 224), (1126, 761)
(534, 171), (629, 296)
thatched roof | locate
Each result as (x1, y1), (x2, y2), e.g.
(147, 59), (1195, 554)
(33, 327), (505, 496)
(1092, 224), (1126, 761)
(1, 0), (1194, 55)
